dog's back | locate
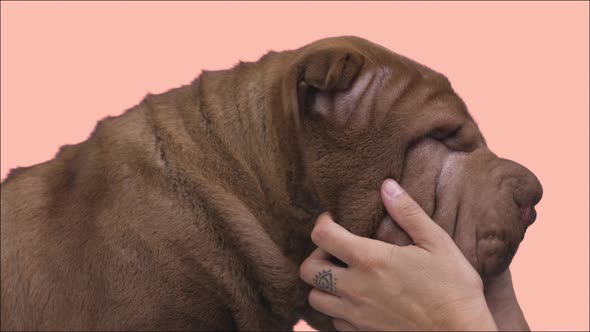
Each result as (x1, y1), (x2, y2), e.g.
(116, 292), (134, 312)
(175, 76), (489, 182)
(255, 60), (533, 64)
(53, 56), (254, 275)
(0, 90), (249, 330)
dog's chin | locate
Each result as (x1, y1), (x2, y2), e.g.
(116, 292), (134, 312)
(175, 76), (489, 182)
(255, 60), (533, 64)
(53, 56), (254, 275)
(376, 215), (519, 278)
(476, 225), (524, 278)
(477, 236), (515, 278)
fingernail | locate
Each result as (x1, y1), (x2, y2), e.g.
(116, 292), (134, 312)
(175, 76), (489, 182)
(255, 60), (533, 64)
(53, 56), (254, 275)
(383, 179), (404, 197)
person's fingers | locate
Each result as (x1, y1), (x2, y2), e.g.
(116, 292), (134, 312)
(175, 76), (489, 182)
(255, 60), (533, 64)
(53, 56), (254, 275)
(381, 179), (451, 251)
(308, 288), (347, 319)
(332, 318), (357, 331)
(311, 213), (368, 266)
(300, 248), (346, 297)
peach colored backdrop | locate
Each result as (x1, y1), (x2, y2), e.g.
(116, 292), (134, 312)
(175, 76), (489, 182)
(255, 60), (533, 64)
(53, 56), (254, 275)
(1, 2), (588, 331)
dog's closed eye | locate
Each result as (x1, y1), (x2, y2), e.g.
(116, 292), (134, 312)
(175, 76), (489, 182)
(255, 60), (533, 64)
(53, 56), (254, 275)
(429, 125), (480, 152)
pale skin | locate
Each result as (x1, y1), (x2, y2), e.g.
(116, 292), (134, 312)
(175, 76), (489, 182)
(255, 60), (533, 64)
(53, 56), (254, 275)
(299, 179), (530, 331)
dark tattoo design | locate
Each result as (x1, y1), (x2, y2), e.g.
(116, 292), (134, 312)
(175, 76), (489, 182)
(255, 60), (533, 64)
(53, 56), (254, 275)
(313, 269), (337, 293)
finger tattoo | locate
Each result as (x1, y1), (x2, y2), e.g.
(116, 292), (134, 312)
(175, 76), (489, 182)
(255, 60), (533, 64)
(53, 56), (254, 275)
(313, 269), (337, 293)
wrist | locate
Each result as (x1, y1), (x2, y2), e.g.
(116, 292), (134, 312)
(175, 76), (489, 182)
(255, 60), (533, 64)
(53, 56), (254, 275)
(435, 295), (498, 331)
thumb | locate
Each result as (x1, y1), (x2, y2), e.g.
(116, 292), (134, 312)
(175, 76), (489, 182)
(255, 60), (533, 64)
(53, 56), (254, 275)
(381, 179), (450, 250)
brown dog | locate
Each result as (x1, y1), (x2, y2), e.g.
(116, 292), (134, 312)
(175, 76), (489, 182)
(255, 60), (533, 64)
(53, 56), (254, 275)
(0, 36), (542, 330)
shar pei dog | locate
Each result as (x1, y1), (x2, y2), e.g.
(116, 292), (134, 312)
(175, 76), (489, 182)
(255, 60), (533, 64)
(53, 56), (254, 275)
(1, 36), (542, 330)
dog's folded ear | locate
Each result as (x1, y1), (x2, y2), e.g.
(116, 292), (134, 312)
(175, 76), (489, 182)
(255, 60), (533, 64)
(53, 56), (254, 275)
(298, 48), (364, 92)
(283, 46), (366, 129)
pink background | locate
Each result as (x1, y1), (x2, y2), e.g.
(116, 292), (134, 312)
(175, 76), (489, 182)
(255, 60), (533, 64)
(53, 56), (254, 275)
(1, 2), (588, 331)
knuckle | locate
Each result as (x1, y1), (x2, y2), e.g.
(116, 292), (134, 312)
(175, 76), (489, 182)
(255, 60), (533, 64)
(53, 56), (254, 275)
(355, 256), (374, 271)
(316, 212), (332, 226)
(349, 287), (371, 308)
(343, 282), (363, 302)
(310, 225), (329, 244)
(344, 250), (360, 267)
(340, 277), (356, 297)
(358, 251), (386, 272)
(299, 259), (310, 279)
(311, 215), (334, 243)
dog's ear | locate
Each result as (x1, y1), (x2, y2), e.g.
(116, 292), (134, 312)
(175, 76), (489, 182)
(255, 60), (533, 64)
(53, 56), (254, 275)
(283, 47), (367, 129)
(298, 48), (364, 92)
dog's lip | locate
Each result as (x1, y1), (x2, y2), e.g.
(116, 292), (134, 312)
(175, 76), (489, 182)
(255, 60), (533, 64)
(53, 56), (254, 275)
(520, 206), (537, 228)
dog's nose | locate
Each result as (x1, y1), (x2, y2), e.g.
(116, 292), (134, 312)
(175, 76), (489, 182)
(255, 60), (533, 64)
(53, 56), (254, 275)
(505, 160), (543, 226)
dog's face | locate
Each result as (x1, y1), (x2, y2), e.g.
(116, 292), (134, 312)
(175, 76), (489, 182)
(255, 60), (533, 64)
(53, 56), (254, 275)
(284, 37), (542, 278)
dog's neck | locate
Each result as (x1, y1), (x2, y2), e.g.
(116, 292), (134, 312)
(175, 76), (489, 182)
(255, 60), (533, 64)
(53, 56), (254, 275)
(158, 56), (322, 263)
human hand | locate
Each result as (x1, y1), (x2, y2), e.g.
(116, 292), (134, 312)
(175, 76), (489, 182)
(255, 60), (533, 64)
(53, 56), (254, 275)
(299, 179), (498, 331)
(484, 269), (530, 331)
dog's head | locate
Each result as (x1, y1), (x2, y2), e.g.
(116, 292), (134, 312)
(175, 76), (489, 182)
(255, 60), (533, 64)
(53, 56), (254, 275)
(282, 36), (542, 278)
